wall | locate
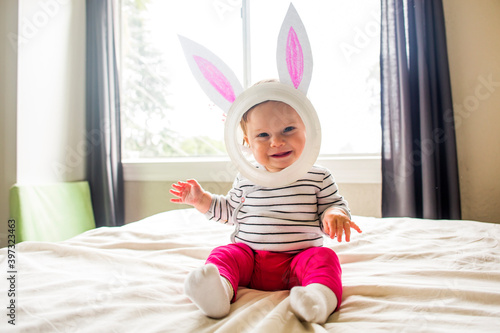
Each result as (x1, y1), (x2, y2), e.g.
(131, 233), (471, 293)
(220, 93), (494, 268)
(17, 0), (86, 184)
(0, 0), (86, 247)
(125, 181), (232, 223)
(125, 180), (381, 223)
(443, 0), (500, 223)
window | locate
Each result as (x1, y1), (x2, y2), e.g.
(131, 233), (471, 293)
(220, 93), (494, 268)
(120, 0), (381, 182)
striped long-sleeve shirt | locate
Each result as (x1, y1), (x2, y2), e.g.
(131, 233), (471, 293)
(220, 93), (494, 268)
(205, 165), (350, 252)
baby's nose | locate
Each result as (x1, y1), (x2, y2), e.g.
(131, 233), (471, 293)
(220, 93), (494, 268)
(270, 135), (285, 147)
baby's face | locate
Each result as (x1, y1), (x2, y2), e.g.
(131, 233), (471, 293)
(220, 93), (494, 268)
(244, 101), (306, 172)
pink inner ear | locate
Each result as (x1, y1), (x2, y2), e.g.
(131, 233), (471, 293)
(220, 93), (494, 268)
(193, 55), (236, 103)
(286, 27), (304, 89)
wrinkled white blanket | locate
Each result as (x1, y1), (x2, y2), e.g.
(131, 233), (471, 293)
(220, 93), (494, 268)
(1, 209), (499, 332)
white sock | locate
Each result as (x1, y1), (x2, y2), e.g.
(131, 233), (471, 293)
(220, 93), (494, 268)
(290, 283), (338, 324)
(184, 264), (233, 318)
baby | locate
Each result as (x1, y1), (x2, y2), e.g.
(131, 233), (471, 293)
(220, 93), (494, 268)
(170, 100), (361, 324)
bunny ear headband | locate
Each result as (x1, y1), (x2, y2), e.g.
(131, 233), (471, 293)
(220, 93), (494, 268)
(179, 3), (321, 187)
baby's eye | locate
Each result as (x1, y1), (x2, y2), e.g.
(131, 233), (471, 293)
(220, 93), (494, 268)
(284, 126), (295, 133)
(257, 132), (269, 138)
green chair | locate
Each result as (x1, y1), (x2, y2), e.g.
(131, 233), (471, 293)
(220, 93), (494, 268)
(9, 181), (96, 243)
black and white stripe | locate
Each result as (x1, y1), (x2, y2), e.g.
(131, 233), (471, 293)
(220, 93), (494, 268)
(205, 165), (350, 252)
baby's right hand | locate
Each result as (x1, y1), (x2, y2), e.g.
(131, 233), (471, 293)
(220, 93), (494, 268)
(170, 179), (205, 206)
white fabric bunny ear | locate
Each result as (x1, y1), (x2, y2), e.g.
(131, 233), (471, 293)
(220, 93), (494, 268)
(276, 3), (313, 94)
(178, 35), (243, 115)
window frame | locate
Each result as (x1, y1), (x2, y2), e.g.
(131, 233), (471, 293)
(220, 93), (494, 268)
(123, 155), (381, 183)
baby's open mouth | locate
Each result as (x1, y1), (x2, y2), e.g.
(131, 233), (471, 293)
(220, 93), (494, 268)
(271, 151), (292, 158)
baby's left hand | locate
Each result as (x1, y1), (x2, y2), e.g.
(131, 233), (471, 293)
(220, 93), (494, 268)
(322, 208), (362, 242)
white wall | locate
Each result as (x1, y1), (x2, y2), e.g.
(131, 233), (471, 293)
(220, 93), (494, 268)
(0, 0), (86, 247)
(17, 0), (86, 184)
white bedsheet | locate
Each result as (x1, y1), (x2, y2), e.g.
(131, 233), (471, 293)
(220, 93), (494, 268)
(1, 208), (500, 332)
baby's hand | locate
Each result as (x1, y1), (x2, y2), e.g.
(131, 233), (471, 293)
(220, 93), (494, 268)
(322, 208), (362, 242)
(170, 179), (205, 206)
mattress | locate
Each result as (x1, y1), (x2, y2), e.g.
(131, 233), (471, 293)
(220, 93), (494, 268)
(1, 208), (499, 332)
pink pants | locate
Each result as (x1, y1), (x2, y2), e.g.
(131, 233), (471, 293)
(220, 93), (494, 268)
(206, 243), (342, 310)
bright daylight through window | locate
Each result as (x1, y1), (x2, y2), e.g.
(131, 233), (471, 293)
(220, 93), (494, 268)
(120, 0), (380, 160)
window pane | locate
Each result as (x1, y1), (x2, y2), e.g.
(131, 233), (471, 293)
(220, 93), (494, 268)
(250, 0), (381, 155)
(121, 0), (242, 159)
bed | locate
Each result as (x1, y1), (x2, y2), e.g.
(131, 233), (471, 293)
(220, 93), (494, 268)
(2, 208), (499, 332)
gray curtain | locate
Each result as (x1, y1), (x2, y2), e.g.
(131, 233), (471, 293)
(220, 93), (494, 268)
(380, 0), (461, 219)
(86, 0), (124, 227)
